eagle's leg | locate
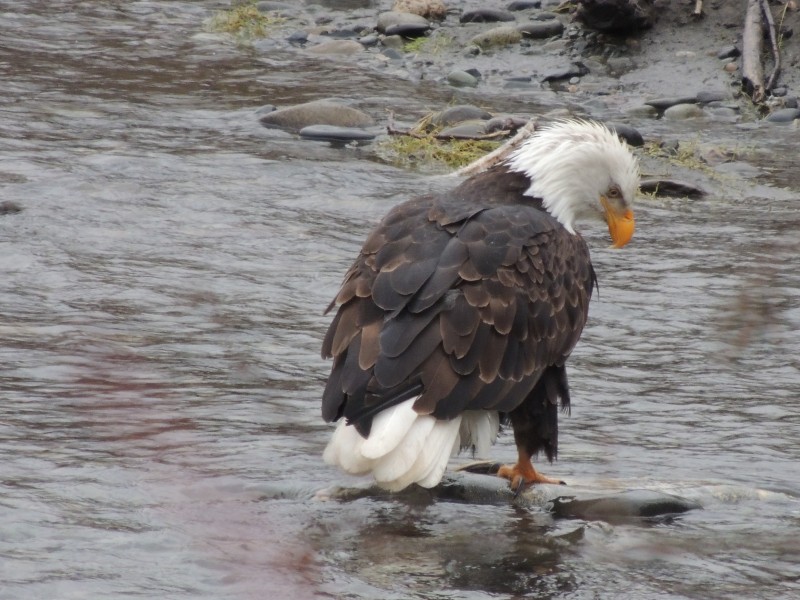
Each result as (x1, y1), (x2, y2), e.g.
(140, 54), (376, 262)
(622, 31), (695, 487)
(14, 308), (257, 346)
(497, 448), (565, 494)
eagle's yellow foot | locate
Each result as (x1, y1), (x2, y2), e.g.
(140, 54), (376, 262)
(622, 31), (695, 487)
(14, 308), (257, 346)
(497, 453), (565, 496)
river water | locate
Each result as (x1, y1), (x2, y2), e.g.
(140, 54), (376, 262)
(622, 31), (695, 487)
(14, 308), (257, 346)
(1, 2), (799, 599)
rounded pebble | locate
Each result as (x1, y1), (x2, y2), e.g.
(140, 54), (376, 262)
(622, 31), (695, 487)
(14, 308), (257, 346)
(376, 11), (431, 35)
(460, 9), (516, 23)
(447, 70), (479, 87)
(507, 1), (543, 9)
(663, 103), (705, 119)
(645, 96), (698, 110)
(765, 107), (800, 123)
(516, 20), (564, 39)
(259, 100), (374, 132)
(431, 105), (493, 127)
(307, 40), (364, 55)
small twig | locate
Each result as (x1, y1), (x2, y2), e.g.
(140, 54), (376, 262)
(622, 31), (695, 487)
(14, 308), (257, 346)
(693, 0), (703, 16)
(385, 110), (427, 138)
(760, 0), (782, 92)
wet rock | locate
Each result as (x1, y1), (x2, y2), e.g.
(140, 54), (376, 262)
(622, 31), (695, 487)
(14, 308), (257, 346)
(784, 96), (798, 108)
(431, 104), (493, 127)
(307, 39), (364, 55)
(438, 120), (488, 138)
(259, 99), (374, 132)
(549, 490), (702, 521)
(517, 20), (564, 39)
(626, 104), (658, 118)
(542, 62), (589, 82)
(663, 103), (705, 119)
(286, 30), (308, 45)
(376, 11), (431, 36)
(532, 11), (559, 20)
(696, 90), (729, 104)
(298, 125), (376, 143)
(606, 122), (644, 147)
(470, 26), (522, 49)
(484, 115), (529, 133)
(508, 0), (542, 9)
(771, 86), (788, 97)
(393, 0), (447, 20)
(606, 56), (636, 75)
(765, 107), (800, 123)
(359, 34), (379, 47)
(382, 47), (404, 60)
(381, 35), (405, 50)
(460, 9), (516, 23)
(0, 200), (23, 215)
(447, 70), (479, 87)
(575, 0), (655, 34)
(717, 45), (740, 59)
(639, 178), (707, 198)
(723, 61), (738, 73)
(644, 96), (697, 110)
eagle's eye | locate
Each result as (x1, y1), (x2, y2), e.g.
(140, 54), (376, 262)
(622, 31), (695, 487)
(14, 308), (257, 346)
(607, 185), (621, 199)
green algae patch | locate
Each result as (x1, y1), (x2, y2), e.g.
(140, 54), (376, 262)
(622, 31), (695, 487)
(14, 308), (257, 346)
(377, 113), (501, 172)
(207, 2), (282, 40)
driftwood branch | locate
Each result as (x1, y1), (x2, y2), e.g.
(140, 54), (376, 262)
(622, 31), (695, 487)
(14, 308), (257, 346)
(760, 0), (781, 92)
(742, 0), (765, 103)
(456, 119), (538, 177)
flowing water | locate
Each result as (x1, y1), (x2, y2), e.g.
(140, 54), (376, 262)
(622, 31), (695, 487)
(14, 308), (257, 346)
(1, 2), (799, 599)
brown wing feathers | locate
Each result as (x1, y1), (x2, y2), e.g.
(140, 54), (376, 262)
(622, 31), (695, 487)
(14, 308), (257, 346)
(322, 170), (594, 446)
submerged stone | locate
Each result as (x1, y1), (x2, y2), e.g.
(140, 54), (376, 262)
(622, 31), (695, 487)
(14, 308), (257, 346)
(447, 70), (479, 87)
(298, 125), (376, 143)
(259, 99), (374, 132)
(606, 122), (644, 147)
(470, 26), (522, 49)
(663, 103), (705, 119)
(549, 489), (702, 521)
(508, 1), (543, 9)
(645, 96), (698, 110)
(765, 107), (800, 123)
(376, 11), (431, 35)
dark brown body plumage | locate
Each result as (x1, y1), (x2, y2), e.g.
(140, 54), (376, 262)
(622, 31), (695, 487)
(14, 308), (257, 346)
(321, 164), (596, 463)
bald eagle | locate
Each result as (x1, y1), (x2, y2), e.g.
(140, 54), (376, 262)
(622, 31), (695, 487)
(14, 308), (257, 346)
(321, 120), (639, 492)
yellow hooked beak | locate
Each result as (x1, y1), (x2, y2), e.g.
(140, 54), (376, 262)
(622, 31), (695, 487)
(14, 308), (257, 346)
(601, 196), (635, 248)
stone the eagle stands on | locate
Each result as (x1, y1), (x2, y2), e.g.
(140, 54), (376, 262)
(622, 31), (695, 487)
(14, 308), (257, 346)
(321, 120), (639, 493)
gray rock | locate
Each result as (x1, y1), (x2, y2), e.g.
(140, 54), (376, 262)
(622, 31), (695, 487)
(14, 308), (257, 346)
(359, 34), (379, 47)
(765, 107), (800, 123)
(784, 96), (799, 108)
(255, 104), (277, 116)
(385, 23), (431, 37)
(286, 30), (308, 45)
(645, 96), (697, 110)
(376, 11), (430, 35)
(517, 20), (564, 39)
(306, 39), (364, 55)
(381, 48), (403, 60)
(470, 26), (522, 49)
(626, 104), (658, 118)
(508, 1), (542, 9)
(431, 104), (493, 127)
(663, 103), (705, 119)
(460, 8), (516, 23)
(639, 178), (707, 198)
(381, 35), (405, 50)
(771, 86), (788, 97)
(259, 99), (374, 132)
(542, 62), (589, 82)
(0, 200), (23, 215)
(484, 115), (529, 132)
(447, 70), (479, 87)
(298, 125), (376, 143)
(696, 90), (729, 104)
(532, 11), (558, 20)
(717, 45), (740, 59)
(576, 0), (655, 33)
(438, 120), (488, 138)
(606, 122), (644, 147)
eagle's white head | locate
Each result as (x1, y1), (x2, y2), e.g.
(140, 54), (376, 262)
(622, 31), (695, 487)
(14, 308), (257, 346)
(505, 120), (639, 247)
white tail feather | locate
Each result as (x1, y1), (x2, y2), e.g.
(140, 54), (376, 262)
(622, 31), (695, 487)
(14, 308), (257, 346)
(324, 396), (483, 491)
(371, 415), (436, 482)
(360, 399), (420, 459)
